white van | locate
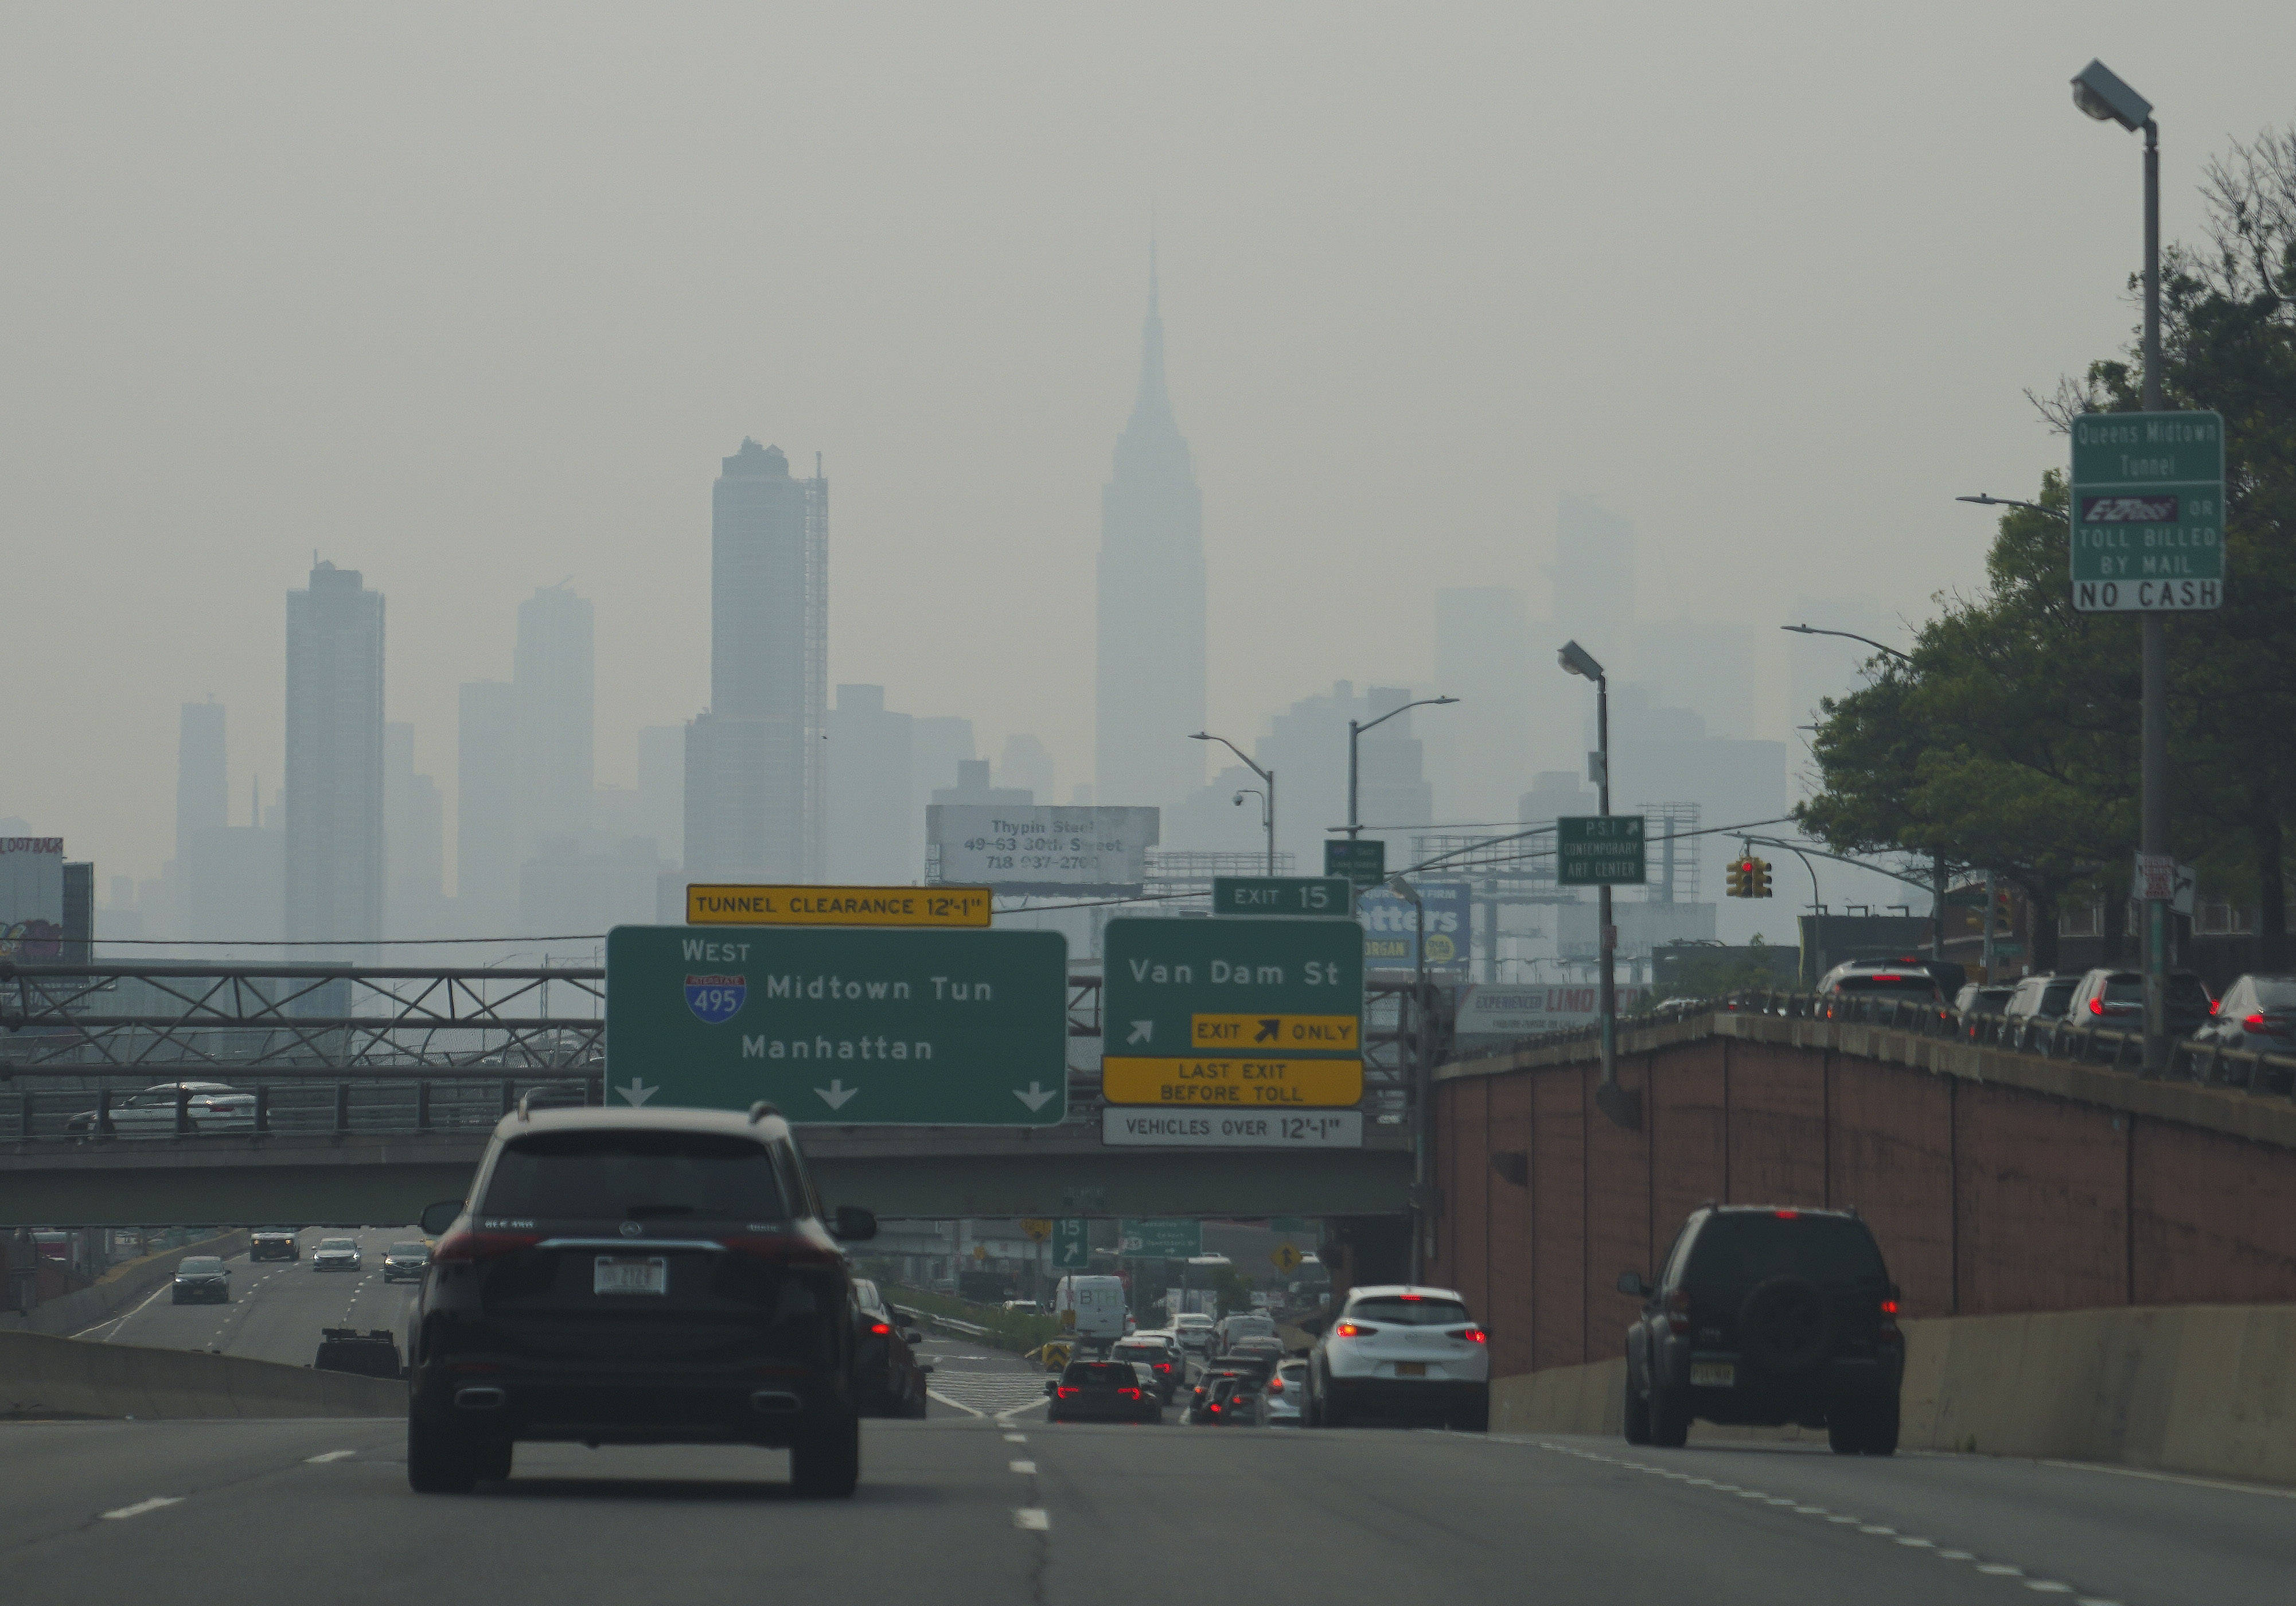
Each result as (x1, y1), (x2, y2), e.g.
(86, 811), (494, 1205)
(1054, 1275), (1129, 1348)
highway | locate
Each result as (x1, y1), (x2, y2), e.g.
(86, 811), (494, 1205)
(77, 1228), (418, 1369)
(3, 1411), (2287, 1603)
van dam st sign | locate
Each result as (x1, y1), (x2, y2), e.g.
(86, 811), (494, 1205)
(605, 925), (1069, 1124)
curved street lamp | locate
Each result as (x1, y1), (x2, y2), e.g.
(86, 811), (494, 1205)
(1191, 732), (1274, 874)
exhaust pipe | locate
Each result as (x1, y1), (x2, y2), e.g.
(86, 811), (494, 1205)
(454, 1386), (507, 1410)
(749, 1390), (803, 1414)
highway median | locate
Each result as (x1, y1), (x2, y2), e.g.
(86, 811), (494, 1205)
(0, 1330), (403, 1420)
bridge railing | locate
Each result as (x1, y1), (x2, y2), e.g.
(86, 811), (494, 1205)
(1465, 989), (2296, 1102)
(2, 1075), (603, 1141)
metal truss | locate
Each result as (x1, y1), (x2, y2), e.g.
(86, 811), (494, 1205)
(0, 963), (603, 1074)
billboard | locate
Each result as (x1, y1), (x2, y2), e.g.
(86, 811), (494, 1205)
(0, 837), (65, 960)
(926, 805), (1159, 894)
(1454, 982), (1651, 1044)
(1356, 880), (1471, 977)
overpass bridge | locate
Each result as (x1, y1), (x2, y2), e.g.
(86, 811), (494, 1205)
(0, 961), (1428, 1226)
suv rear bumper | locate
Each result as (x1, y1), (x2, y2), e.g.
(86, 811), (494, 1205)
(1667, 1353), (1900, 1425)
(1323, 1377), (1486, 1418)
(411, 1361), (847, 1447)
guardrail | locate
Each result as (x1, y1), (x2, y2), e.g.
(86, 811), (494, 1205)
(1476, 989), (2296, 1101)
(919, 1312), (992, 1338)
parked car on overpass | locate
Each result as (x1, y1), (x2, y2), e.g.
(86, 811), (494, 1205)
(64, 1082), (255, 1139)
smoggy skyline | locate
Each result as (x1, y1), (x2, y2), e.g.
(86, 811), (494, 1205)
(5, 3), (2291, 883)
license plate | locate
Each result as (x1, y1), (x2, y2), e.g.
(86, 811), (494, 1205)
(1690, 1361), (1735, 1387)
(593, 1256), (668, 1296)
(1393, 1361), (1427, 1378)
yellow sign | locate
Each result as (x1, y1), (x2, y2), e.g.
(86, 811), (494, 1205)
(973, 1244), (988, 1261)
(1270, 1243), (1303, 1273)
(1101, 1056), (1363, 1108)
(686, 883), (992, 927)
(1191, 1012), (1359, 1051)
(1020, 1218), (1053, 1242)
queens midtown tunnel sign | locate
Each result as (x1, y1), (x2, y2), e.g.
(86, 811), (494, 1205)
(604, 925), (1069, 1124)
(2068, 410), (2224, 611)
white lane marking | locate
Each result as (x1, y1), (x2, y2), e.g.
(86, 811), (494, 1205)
(995, 1398), (1050, 1424)
(1977, 1565), (2026, 1577)
(1895, 1537), (1935, 1547)
(305, 1451), (357, 1463)
(1793, 1506), (1827, 1515)
(1003, 1433), (1028, 1443)
(100, 1497), (183, 1520)
(2022, 1585), (2075, 1595)
(1826, 1515), (1862, 1524)
(1008, 1460), (1037, 1474)
(925, 1390), (985, 1417)
(79, 1278), (178, 1341)
(2037, 1458), (2296, 1500)
(1936, 1551), (1975, 1561)
(1013, 1507), (1049, 1530)
(1858, 1525), (1897, 1535)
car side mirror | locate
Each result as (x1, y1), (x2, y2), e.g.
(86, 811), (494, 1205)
(1616, 1270), (1649, 1299)
(833, 1205), (877, 1242)
(419, 1200), (463, 1236)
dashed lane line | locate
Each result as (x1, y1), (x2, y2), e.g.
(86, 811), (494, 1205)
(1531, 1442), (2122, 1604)
(305, 1451), (357, 1464)
(1013, 1508), (1049, 1531)
(1009, 1460), (1036, 1475)
(100, 1498), (183, 1521)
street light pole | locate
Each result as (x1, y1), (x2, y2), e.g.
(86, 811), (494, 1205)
(1557, 642), (1630, 1124)
(1348, 696), (1459, 839)
(2073, 59), (2170, 1075)
(1192, 732), (1276, 874)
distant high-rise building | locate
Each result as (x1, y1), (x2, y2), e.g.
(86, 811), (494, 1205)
(1096, 250), (1205, 810)
(176, 700), (227, 863)
(457, 680), (518, 923)
(996, 734), (1055, 803)
(827, 685), (913, 884)
(514, 584), (595, 853)
(1430, 587), (1533, 822)
(383, 722), (445, 935)
(284, 562), (384, 948)
(684, 441), (827, 882)
(636, 724), (685, 866)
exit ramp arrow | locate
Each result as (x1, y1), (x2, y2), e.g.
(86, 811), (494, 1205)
(815, 1079), (859, 1111)
(616, 1078), (657, 1106)
(1012, 1082), (1057, 1112)
(1127, 1020), (1155, 1044)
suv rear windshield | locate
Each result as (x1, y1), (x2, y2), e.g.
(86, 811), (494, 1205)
(1347, 1296), (1471, 1326)
(1113, 1341), (1169, 1357)
(2102, 974), (2213, 1008)
(480, 1129), (790, 1221)
(1683, 1213), (1885, 1299)
(1063, 1362), (1137, 1387)
(1831, 973), (1939, 999)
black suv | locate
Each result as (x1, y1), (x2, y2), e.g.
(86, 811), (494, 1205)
(1617, 1205), (1903, 1455)
(407, 1104), (878, 1496)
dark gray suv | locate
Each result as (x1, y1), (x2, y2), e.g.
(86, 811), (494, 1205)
(406, 1104), (877, 1496)
(1618, 1205), (1903, 1455)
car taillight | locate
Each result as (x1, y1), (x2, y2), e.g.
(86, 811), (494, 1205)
(870, 1322), (891, 1335)
(1333, 1322), (1379, 1338)
(1453, 1326), (1487, 1344)
(2244, 1014), (2271, 1031)
(1880, 1299), (1899, 1315)
(1665, 1289), (1690, 1335)
(1773, 1209), (1799, 1219)
(1266, 1378), (1284, 1392)
(430, 1229), (540, 1264)
(2089, 997), (2106, 1015)
(2211, 999), (2222, 1015)
(1055, 1386), (1077, 1398)
(1120, 1387), (1140, 1399)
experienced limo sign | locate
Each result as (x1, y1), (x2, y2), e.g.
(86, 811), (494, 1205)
(604, 925), (1068, 1124)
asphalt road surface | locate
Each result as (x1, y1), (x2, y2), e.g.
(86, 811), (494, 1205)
(3, 1412), (2287, 1605)
(76, 1228), (419, 1369)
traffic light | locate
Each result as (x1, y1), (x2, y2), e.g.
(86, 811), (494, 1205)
(1725, 859), (1749, 898)
(1751, 858), (1773, 898)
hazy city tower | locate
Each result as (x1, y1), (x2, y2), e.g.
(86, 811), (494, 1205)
(513, 582), (595, 853)
(284, 561), (385, 948)
(685, 441), (828, 882)
(1096, 248), (1206, 809)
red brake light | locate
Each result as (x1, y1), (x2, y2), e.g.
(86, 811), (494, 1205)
(1266, 1378), (1284, 1392)
(1055, 1386), (1077, 1398)
(2211, 999), (2222, 1015)
(1880, 1299), (1899, 1315)
(1773, 1209), (1799, 1219)
(1455, 1326), (1487, 1344)
(2244, 1013), (2270, 1031)
(1870, 974), (1904, 983)
(430, 1229), (540, 1265)
(1120, 1387), (1140, 1399)
(2089, 997), (2106, 1015)
(870, 1322), (891, 1335)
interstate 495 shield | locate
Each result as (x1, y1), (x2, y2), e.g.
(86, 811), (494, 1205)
(605, 924), (1069, 1125)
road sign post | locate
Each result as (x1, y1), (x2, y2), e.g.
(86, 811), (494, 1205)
(2068, 411), (2225, 611)
(1211, 876), (1354, 918)
(1323, 839), (1386, 889)
(604, 925), (1069, 1124)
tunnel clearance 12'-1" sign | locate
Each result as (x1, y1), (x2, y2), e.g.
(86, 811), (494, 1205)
(604, 924), (1069, 1124)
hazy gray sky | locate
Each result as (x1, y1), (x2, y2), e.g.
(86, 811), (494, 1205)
(6, 3), (2290, 882)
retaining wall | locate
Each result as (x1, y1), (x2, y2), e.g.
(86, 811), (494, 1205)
(1488, 1301), (2296, 1486)
(0, 1330), (403, 1419)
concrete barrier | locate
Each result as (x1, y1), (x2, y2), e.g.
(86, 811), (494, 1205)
(0, 1330), (403, 1420)
(2, 1230), (251, 1338)
(1488, 1301), (2296, 1486)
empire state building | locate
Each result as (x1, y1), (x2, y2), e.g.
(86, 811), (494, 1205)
(1096, 253), (1206, 809)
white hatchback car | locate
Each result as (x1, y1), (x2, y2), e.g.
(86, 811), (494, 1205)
(1306, 1285), (1489, 1430)
(1172, 1312), (1217, 1354)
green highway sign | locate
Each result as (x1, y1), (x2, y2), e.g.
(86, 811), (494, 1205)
(1053, 1218), (1092, 1270)
(1117, 1218), (1203, 1258)
(1556, 816), (1647, 886)
(603, 924), (1069, 1124)
(1211, 876), (1353, 918)
(1104, 917), (1363, 1060)
(1323, 838), (1387, 888)
(2069, 411), (2224, 611)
